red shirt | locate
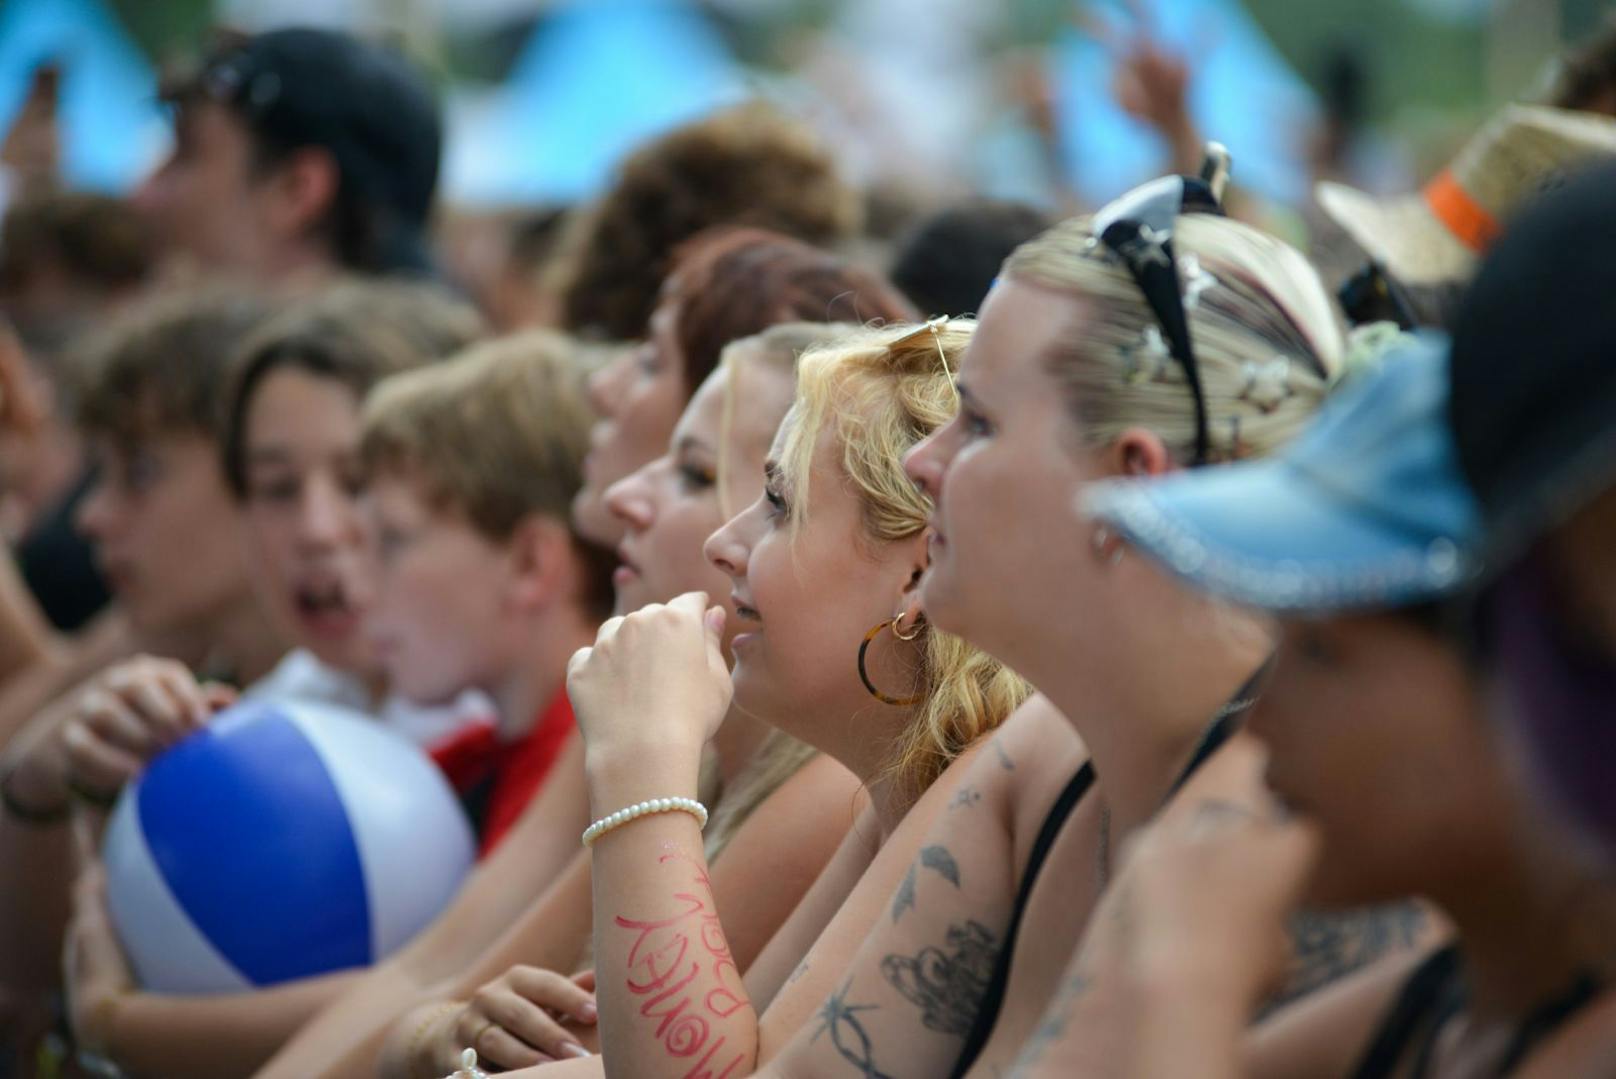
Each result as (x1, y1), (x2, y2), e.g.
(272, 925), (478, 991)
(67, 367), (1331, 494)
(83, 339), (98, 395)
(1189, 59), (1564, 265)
(429, 691), (576, 857)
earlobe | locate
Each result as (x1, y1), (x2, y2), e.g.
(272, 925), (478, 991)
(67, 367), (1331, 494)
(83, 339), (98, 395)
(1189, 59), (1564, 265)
(1109, 427), (1174, 478)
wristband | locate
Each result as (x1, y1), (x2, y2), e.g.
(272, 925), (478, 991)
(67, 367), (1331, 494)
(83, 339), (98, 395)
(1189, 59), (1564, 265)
(581, 797), (707, 847)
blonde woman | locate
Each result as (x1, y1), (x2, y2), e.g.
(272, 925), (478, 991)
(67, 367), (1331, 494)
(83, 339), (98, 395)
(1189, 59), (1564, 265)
(497, 322), (1028, 1079)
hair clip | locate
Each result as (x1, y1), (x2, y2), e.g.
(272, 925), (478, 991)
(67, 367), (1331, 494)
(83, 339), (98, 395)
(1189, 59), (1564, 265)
(1114, 223), (1173, 270)
(1120, 324), (1179, 385)
(1238, 357), (1296, 413)
(1179, 255), (1218, 310)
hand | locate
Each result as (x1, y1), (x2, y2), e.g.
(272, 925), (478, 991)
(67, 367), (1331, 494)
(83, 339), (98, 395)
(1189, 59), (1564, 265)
(61, 656), (234, 802)
(567, 592), (731, 764)
(427, 968), (597, 1072)
(1076, 1), (1203, 154)
(63, 861), (135, 1056)
(1103, 749), (1319, 1007)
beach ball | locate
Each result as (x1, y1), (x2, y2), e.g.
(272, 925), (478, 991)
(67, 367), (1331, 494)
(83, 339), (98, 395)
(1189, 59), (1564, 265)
(102, 698), (475, 992)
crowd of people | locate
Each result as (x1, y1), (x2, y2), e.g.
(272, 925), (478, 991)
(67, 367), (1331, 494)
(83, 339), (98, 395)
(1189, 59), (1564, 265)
(2, 13), (1616, 1079)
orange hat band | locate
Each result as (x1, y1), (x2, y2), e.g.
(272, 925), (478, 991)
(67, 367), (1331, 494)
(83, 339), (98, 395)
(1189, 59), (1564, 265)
(1423, 169), (1501, 253)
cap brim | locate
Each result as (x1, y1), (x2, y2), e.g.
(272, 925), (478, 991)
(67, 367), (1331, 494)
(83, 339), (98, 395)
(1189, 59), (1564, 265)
(1083, 459), (1474, 614)
(1317, 181), (1477, 286)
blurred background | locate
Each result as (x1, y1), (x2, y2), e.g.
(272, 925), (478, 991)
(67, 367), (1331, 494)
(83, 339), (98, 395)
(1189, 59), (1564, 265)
(0, 0), (1606, 301)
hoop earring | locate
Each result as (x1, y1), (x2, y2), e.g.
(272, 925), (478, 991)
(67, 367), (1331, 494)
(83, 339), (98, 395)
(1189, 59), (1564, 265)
(857, 617), (925, 706)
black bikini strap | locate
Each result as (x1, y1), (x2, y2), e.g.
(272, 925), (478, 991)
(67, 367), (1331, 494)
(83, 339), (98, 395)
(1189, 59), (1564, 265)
(948, 761), (1096, 1079)
(1349, 945), (1464, 1079)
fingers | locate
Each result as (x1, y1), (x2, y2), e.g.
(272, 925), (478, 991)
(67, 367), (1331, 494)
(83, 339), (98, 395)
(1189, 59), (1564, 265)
(61, 719), (145, 793)
(508, 965), (597, 1023)
(465, 981), (591, 1065)
(570, 969), (596, 992)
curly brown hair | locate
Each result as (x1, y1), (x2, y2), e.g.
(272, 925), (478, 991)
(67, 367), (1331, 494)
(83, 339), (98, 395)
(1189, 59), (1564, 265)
(551, 102), (861, 341)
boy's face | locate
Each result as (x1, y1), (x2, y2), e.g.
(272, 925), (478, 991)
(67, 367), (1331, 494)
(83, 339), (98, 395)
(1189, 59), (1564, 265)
(363, 471), (514, 709)
(76, 431), (252, 634)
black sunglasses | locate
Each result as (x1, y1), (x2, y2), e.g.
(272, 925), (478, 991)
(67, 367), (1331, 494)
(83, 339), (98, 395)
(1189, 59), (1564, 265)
(1091, 151), (1230, 466)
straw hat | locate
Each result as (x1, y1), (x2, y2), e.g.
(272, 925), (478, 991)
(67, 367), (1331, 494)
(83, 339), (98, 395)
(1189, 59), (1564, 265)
(1317, 105), (1616, 284)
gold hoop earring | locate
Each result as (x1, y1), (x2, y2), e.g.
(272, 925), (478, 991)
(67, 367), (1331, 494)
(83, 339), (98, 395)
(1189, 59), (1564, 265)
(891, 609), (924, 641)
(857, 617), (925, 706)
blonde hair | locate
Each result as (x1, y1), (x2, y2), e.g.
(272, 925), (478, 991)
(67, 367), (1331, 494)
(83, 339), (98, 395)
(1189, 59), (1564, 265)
(780, 321), (1032, 798)
(1004, 213), (1344, 463)
(715, 322), (861, 519)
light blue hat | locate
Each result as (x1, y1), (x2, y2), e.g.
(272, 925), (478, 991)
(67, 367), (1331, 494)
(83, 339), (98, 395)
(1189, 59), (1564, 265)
(1082, 334), (1483, 613)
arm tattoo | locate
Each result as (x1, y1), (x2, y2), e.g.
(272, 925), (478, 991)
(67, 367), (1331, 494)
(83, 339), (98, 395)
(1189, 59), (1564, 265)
(891, 845), (961, 923)
(1266, 901), (1428, 1011)
(613, 853), (748, 1077)
(920, 845), (961, 887)
(993, 741), (1015, 771)
(813, 979), (893, 1078)
(879, 920), (999, 1037)
(949, 787), (983, 810)
(892, 865), (918, 923)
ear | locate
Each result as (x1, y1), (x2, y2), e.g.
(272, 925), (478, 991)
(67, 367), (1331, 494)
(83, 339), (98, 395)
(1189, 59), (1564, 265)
(894, 526), (933, 624)
(260, 146), (341, 239)
(1099, 426), (1175, 479)
(503, 514), (575, 615)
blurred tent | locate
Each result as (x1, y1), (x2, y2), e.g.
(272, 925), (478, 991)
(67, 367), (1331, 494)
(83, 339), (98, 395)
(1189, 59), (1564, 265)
(1052, 0), (1320, 205)
(0, 0), (167, 192)
(443, 0), (746, 206)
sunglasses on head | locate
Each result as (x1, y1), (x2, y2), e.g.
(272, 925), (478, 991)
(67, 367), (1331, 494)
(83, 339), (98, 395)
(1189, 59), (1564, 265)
(1090, 146), (1231, 466)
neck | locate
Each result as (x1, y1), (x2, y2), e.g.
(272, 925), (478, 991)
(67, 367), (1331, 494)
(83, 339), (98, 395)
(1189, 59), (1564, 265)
(1440, 851), (1616, 1025)
(488, 607), (597, 741)
(1031, 599), (1268, 836)
(828, 702), (916, 840)
(711, 708), (771, 788)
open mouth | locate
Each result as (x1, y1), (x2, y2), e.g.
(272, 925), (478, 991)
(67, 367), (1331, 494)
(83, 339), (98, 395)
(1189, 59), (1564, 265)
(293, 579), (358, 635)
(731, 595), (762, 624)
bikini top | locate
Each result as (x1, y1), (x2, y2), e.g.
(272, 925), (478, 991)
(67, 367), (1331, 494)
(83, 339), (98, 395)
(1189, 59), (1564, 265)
(1350, 944), (1604, 1079)
(947, 689), (1251, 1078)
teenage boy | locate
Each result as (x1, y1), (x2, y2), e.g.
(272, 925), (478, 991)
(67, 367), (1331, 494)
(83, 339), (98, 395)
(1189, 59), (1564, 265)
(360, 330), (613, 854)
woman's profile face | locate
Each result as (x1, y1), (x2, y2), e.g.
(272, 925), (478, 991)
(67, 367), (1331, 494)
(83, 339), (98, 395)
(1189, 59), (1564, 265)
(573, 302), (688, 547)
(705, 409), (927, 744)
(904, 280), (1104, 675)
(606, 353), (795, 658)
(1249, 614), (1511, 907)
(239, 367), (377, 675)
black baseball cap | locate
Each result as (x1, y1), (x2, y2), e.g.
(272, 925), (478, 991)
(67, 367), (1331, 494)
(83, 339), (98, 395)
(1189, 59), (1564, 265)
(164, 27), (442, 273)
(1447, 160), (1616, 563)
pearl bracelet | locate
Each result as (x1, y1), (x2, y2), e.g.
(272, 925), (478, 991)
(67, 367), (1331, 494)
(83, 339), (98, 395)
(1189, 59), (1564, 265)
(581, 797), (708, 847)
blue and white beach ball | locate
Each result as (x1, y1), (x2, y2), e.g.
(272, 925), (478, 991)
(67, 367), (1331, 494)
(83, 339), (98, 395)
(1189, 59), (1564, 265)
(102, 699), (475, 992)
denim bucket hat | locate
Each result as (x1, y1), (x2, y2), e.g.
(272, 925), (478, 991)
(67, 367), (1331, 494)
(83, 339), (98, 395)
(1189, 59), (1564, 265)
(1082, 335), (1481, 613)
